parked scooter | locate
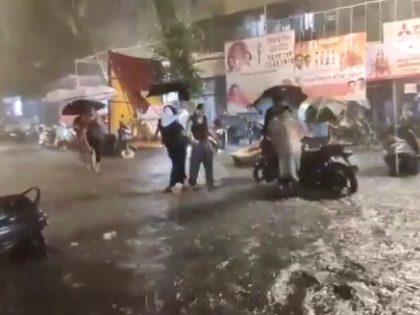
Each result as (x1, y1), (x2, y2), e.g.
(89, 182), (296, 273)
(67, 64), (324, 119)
(1, 116), (41, 142)
(0, 187), (48, 261)
(383, 126), (420, 176)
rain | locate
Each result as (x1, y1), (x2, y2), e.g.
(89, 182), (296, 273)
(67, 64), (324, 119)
(0, 0), (420, 315)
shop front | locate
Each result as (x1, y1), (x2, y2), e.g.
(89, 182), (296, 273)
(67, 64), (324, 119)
(193, 52), (226, 120)
(366, 18), (420, 132)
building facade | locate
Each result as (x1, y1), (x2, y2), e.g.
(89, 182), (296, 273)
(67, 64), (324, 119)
(189, 0), (420, 122)
(192, 0), (420, 52)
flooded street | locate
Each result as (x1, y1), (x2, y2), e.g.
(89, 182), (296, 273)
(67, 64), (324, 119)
(0, 144), (419, 314)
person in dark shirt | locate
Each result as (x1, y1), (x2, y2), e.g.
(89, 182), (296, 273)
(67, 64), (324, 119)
(188, 103), (214, 189)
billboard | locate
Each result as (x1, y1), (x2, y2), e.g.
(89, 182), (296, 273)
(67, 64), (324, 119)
(295, 33), (367, 100)
(224, 31), (295, 113)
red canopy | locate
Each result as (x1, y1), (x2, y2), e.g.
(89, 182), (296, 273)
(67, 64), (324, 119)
(108, 51), (164, 112)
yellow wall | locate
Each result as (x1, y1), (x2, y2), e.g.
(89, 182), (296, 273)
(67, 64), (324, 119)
(109, 69), (161, 135)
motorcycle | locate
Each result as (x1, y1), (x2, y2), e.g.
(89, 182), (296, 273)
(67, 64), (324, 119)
(1, 116), (42, 142)
(329, 100), (378, 147)
(39, 125), (77, 150)
(383, 126), (420, 176)
(0, 187), (48, 261)
(253, 138), (358, 197)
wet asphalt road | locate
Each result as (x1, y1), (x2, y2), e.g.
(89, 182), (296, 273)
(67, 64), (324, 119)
(0, 143), (419, 314)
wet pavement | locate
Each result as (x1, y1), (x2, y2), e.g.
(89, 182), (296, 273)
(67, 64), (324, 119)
(0, 143), (419, 314)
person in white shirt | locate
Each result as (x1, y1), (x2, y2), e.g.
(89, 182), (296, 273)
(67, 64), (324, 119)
(156, 100), (190, 193)
(293, 54), (305, 86)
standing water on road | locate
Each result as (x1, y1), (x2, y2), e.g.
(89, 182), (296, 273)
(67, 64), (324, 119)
(0, 147), (419, 314)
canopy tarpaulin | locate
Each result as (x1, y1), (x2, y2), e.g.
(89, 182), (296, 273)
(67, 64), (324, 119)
(108, 51), (164, 113)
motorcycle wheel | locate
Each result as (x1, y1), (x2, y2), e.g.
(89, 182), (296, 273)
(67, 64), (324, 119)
(406, 157), (419, 175)
(10, 232), (47, 262)
(325, 162), (358, 197)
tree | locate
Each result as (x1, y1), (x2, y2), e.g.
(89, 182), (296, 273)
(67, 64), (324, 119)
(151, 0), (203, 97)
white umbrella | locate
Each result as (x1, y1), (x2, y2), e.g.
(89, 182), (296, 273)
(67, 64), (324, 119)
(46, 86), (116, 103)
(311, 97), (347, 118)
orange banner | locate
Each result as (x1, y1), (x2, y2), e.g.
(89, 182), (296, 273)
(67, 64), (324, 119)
(294, 33), (366, 100)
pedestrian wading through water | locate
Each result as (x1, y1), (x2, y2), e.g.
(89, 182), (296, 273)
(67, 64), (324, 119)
(73, 107), (105, 172)
(188, 103), (214, 189)
(157, 101), (189, 193)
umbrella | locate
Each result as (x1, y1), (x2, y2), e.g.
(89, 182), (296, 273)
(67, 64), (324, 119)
(251, 85), (307, 109)
(46, 86), (116, 103)
(146, 81), (190, 100)
(310, 98), (347, 123)
(61, 99), (106, 116)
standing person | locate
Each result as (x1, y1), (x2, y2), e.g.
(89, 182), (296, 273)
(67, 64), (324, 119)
(265, 96), (305, 186)
(293, 54), (305, 85)
(76, 107), (105, 172)
(73, 115), (88, 166)
(158, 100), (189, 193)
(213, 118), (226, 150)
(188, 103), (214, 189)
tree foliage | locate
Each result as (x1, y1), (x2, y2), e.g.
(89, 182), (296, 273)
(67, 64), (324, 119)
(151, 0), (203, 97)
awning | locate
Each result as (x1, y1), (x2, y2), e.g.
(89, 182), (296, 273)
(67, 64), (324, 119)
(108, 51), (164, 112)
(46, 86), (116, 103)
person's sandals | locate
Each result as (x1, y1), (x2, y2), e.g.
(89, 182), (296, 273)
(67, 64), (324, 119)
(93, 161), (101, 172)
(163, 184), (186, 193)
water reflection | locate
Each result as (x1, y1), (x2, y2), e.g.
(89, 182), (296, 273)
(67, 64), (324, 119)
(0, 189), (419, 314)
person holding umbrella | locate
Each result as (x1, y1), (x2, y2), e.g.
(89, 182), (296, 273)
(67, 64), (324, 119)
(256, 85), (308, 186)
(63, 99), (106, 172)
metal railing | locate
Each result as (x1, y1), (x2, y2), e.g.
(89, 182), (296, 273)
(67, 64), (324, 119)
(230, 0), (420, 43)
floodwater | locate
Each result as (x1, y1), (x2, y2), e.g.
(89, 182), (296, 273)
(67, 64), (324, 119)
(0, 144), (419, 314)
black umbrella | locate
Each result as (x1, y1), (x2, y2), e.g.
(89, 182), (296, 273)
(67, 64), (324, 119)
(146, 81), (190, 100)
(251, 85), (307, 109)
(61, 99), (106, 116)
